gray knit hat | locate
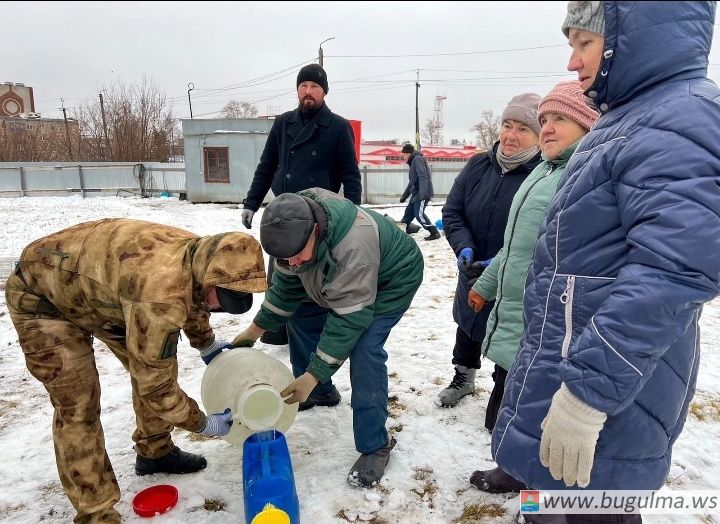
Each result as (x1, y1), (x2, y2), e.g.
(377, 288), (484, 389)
(501, 93), (541, 136)
(562, 1), (605, 37)
(260, 193), (315, 258)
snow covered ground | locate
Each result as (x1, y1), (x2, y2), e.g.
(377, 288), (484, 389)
(0, 195), (718, 524)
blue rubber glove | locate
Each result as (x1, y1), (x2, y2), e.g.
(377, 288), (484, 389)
(457, 248), (474, 271)
(199, 408), (234, 437)
(479, 257), (494, 267)
(199, 338), (234, 365)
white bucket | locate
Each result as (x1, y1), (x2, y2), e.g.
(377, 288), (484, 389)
(200, 348), (298, 445)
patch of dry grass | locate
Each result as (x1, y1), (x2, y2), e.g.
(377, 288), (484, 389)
(187, 432), (216, 442)
(411, 466), (438, 509)
(412, 466), (433, 481)
(336, 509), (389, 523)
(39, 482), (64, 497)
(454, 502), (506, 523)
(204, 498), (227, 512)
(690, 396), (720, 422)
(0, 399), (18, 418)
(0, 503), (26, 520)
(388, 395), (407, 417)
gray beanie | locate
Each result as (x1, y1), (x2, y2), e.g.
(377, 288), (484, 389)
(562, 1), (605, 37)
(501, 93), (541, 136)
(260, 193), (315, 258)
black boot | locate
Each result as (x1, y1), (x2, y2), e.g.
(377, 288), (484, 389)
(469, 466), (527, 493)
(405, 222), (420, 234)
(135, 446), (207, 476)
(347, 437), (397, 487)
(298, 385), (341, 411)
(424, 226), (441, 240)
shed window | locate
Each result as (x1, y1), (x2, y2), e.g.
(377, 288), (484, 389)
(203, 147), (229, 183)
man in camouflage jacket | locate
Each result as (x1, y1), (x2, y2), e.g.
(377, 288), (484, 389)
(5, 218), (266, 523)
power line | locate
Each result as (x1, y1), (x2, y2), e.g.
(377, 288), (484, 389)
(168, 57), (316, 102)
(326, 43), (567, 58)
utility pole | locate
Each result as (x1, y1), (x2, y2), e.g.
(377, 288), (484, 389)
(187, 82), (195, 119)
(415, 70), (421, 150)
(99, 91), (111, 160)
(61, 98), (74, 161)
(318, 36), (335, 67)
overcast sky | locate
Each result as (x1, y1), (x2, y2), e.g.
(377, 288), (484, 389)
(7, 1), (720, 144)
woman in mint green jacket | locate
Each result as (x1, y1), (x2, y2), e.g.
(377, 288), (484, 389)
(468, 81), (599, 435)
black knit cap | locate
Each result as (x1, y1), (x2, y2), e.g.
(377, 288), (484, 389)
(260, 193), (316, 258)
(401, 143), (415, 154)
(297, 64), (329, 94)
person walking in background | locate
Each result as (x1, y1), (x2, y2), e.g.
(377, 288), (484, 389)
(233, 188), (423, 488)
(491, 4), (720, 523)
(399, 143), (440, 241)
(468, 80), (599, 494)
(239, 62), (362, 401)
(5, 218), (267, 523)
(438, 93), (542, 408)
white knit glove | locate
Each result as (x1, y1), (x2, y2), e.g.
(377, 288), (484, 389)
(199, 408), (233, 436)
(198, 338), (233, 365)
(539, 383), (607, 487)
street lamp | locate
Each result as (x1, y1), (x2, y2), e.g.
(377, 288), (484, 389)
(318, 37), (335, 67)
(187, 82), (195, 119)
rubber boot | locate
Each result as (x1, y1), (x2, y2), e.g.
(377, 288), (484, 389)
(347, 437), (397, 487)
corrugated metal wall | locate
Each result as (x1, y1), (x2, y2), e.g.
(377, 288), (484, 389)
(0, 162), (186, 198)
(362, 165), (463, 204)
(0, 162), (465, 203)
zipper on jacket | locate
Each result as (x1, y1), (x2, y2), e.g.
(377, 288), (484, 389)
(560, 275), (575, 358)
(482, 165), (555, 354)
(484, 173), (505, 240)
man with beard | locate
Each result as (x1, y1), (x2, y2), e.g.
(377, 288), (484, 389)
(239, 64), (362, 410)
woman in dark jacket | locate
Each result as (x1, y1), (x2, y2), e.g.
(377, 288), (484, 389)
(438, 93), (542, 408)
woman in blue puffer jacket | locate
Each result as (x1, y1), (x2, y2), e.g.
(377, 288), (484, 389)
(493, 0), (720, 498)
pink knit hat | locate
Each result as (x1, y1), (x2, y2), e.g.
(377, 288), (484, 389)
(538, 81), (599, 131)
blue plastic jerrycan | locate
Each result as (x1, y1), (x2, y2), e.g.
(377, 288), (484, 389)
(243, 430), (300, 524)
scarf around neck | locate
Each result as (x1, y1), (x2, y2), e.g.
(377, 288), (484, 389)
(495, 144), (539, 174)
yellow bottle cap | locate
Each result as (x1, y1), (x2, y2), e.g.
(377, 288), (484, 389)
(251, 503), (291, 524)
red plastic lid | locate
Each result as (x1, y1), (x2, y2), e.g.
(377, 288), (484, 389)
(132, 484), (179, 517)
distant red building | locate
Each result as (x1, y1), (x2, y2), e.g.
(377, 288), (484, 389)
(360, 141), (480, 166)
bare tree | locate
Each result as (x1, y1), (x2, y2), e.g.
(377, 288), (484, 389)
(421, 117), (443, 146)
(221, 100), (258, 119)
(73, 78), (178, 161)
(0, 119), (75, 161)
(472, 110), (501, 150)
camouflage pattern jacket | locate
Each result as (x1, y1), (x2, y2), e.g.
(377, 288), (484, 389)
(11, 218), (266, 431)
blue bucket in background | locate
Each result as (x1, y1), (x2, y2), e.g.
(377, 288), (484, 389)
(435, 219), (444, 231)
(243, 430), (299, 524)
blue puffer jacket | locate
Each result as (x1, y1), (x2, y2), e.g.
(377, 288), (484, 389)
(493, 1), (720, 490)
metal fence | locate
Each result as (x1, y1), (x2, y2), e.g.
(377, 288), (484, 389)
(0, 162), (466, 203)
(361, 165), (463, 205)
(0, 162), (186, 198)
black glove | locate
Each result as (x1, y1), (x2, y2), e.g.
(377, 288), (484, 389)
(460, 261), (487, 279)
